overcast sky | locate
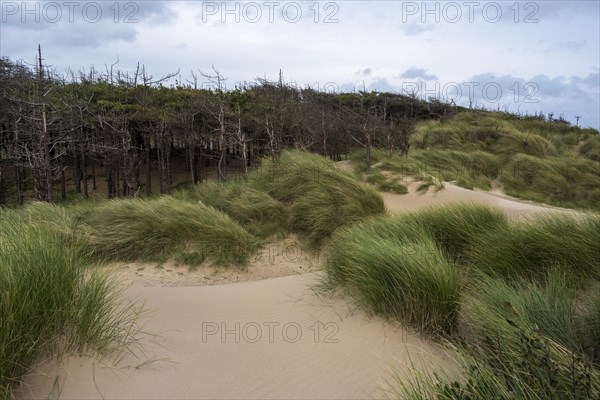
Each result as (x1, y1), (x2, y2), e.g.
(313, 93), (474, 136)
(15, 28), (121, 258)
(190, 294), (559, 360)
(1, 1), (599, 128)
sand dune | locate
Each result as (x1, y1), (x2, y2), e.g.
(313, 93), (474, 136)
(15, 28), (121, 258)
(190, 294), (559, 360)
(15, 177), (578, 399)
(382, 181), (578, 219)
(15, 274), (455, 399)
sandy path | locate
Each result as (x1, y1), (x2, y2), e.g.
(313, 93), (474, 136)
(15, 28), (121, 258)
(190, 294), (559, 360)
(382, 182), (579, 219)
(15, 274), (454, 399)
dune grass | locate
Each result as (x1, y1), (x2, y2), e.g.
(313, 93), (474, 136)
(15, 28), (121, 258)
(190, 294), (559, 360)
(413, 111), (560, 157)
(580, 284), (600, 363)
(579, 135), (600, 162)
(322, 202), (599, 397)
(411, 149), (503, 190)
(351, 111), (600, 210)
(325, 215), (461, 335)
(0, 204), (143, 397)
(392, 329), (598, 400)
(363, 170), (409, 194)
(467, 213), (600, 282)
(454, 273), (600, 399)
(249, 150), (386, 247)
(79, 196), (258, 265)
(463, 271), (587, 357)
(174, 180), (287, 239)
(501, 153), (600, 209)
(408, 204), (509, 262)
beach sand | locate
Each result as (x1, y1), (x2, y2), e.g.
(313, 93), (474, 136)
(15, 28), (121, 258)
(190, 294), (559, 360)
(15, 274), (455, 399)
(15, 167), (578, 399)
(381, 181), (578, 219)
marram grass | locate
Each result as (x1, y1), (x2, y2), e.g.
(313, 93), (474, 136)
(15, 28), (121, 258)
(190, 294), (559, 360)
(467, 212), (600, 282)
(249, 150), (386, 247)
(80, 196), (258, 265)
(323, 203), (599, 398)
(325, 215), (461, 335)
(174, 179), (287, 239)
(0, 204), (143, 398)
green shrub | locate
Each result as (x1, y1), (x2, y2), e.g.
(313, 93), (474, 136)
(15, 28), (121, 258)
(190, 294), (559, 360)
(466, 272), (585, 354)
(455, 274), (600, 399)
(393, 329), (599, 400)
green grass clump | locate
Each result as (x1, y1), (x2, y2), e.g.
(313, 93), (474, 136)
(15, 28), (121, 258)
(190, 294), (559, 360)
(408, 204), (509, 262)
(80, 196), (257, 265)
(411, 149), (502, 190)
(455, 274), (600, 399)
(393, 331), (598, 400)
(579, 135), (600, 162)
(394, 271), (600, 399)
(175, 180), (287, 238)
(325, 216), (461, 335)
(0, 206), (142, 397)
(364, 170), (408, 194)
(365, 170), (388, 186)
(174, 251), (207, 270)
(580, 284), (600, 363)
(465, 272), (586, 355)
(249, 151), (385, 247)
(501, 154), (600, 209)
(467, 213), (600, 281)
(379, 180), (409, 194)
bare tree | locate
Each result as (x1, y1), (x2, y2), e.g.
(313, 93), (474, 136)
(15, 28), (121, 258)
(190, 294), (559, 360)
(200, 66), (230, 180)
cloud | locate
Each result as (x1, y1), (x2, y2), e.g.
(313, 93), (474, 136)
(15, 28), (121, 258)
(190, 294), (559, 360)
(337, 71), (599, 130)
(455, 72), (599, 129)
(403, 23), (434, 36)
(525, 1), (600, 20)
(357, 68), (372, 76)
(541, 40), (587, 53)
(367, 78), (399, 93)
(0, 1), (176, 52)
(400, 67), (438, 81)
(170, 42), (189, 50)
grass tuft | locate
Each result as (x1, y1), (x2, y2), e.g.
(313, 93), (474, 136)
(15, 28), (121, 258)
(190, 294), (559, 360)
(325, 215), (461, 335)
(0, 205), (143, 397)
(174, 180), (287, 239)
(467, 213), (600, 281)
(408, 204), (508, 262)
(80, 196), (258, 265)
(249, 150), (386, 247)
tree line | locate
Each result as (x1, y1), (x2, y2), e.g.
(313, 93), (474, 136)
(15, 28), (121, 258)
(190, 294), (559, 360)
(0, 50), (461, 205)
